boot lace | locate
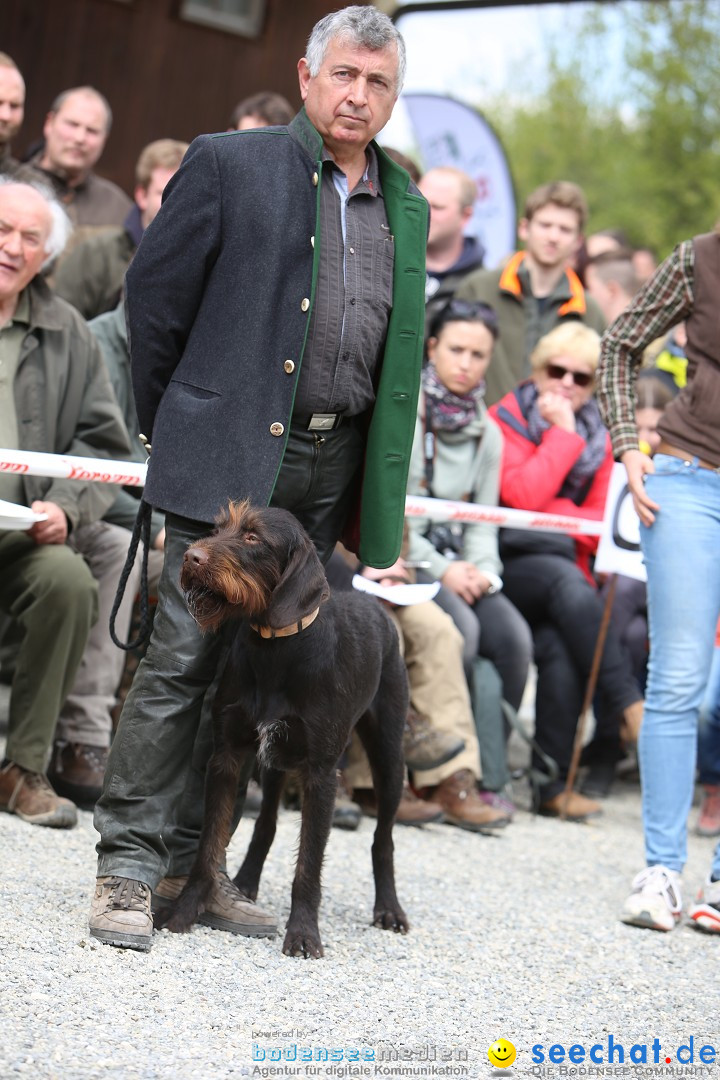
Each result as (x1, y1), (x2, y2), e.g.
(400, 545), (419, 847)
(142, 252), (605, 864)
(106, 877), (151, 912)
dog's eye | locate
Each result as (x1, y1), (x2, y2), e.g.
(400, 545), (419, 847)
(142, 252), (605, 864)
(243, 532), (259, 543)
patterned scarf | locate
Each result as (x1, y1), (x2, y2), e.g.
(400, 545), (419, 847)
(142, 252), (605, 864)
(422, 363), (485, 432)
(515, 380), (608, 504)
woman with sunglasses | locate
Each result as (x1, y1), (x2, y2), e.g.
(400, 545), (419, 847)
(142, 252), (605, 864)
(489, 322), (644, 821)
(405, 299), (533, 820)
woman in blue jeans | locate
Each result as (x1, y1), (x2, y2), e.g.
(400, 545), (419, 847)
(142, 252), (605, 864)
(598, 228), (720, 933)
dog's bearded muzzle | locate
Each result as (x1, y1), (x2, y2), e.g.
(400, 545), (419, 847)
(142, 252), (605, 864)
(181, 544), (269, 631)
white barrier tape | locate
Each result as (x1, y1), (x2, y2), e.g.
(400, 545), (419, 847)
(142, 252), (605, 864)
(0, 448), (147, 487)
(405, 494), (603, 536)
(0, 448), (604, 536)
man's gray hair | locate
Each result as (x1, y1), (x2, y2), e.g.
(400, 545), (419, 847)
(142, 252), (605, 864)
(306, 6), (406, 93)
(0, 176), (73, 267)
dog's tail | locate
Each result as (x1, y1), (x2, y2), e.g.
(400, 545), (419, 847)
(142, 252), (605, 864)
(109, 499), (153, 651)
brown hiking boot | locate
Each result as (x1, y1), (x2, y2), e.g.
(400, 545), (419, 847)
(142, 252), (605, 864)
(47, 741), (108, 807)
(402, 708), (465, 772)
(539, 790), (603, 822)
(153, 872), (277, 937)
(89, 876), (153, 951)
(354, 782), (444, 826)
(430, 769), (511, 833)
(0, 761), (77, 828)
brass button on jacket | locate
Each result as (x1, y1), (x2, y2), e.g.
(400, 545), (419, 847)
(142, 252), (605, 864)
(301, 298), (310, 312)
(283, 360), (295, 374)
(269, 422), (285, 437)
(312, 171), (319, 186)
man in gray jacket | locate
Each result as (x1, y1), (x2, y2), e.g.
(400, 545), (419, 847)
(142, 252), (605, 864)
(0, 179), (134, 827)
(89, 6), (428, 952)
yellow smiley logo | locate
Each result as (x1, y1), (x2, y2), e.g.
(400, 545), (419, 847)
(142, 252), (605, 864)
(488, 1039), (516, 1068)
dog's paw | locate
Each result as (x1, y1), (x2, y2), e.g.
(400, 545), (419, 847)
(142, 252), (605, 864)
(231, 873), (259, 902)
(153, 907), (197, 934)
(373, 906), (410, 934)
(282, 927), (324, 959)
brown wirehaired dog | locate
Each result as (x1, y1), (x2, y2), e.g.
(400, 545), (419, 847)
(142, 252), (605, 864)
(155, 501), (409, 957)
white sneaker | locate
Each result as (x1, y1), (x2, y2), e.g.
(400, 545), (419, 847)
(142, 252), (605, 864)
(621, 865), (683, 931)
(688, 877), (720, 934)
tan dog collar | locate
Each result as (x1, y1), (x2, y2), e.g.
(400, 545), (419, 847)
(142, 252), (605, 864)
(250, 606), (320, 640)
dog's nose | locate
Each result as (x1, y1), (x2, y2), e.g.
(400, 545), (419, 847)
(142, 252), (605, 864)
(184, 546), (209, 567)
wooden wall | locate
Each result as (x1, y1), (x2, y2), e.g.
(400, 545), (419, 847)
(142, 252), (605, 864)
(1, 0), (351, 195)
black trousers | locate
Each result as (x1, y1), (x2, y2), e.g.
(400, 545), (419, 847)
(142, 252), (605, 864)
(95, 421), (364, 886)
(501, 552), (641, 800)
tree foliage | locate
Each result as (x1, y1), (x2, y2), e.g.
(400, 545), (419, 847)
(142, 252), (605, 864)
(482, 0), (720, 258)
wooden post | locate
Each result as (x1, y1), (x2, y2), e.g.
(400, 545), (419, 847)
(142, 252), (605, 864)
(560, 574), (618, 819)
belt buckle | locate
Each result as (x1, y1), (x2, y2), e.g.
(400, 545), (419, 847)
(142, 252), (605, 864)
(307, 413), (338, 431)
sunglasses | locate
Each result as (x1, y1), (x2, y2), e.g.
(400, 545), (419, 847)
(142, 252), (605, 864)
(544, 362), (594, 388)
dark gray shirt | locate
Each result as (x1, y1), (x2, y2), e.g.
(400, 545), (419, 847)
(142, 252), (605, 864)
(293, 144), (394, 418)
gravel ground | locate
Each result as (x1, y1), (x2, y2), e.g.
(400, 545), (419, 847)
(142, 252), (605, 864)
(2, 683), (720, 1080)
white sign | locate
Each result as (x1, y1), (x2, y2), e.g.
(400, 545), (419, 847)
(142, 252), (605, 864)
(380, 93), (516, 269)
(594, 463), (646, 581)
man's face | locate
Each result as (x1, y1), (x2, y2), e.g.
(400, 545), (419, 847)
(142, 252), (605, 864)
(298, 38), (399, 160)
(419, 171), (471, 250)
(0, 66), (25, 147)
(0, 185), (52, 302)
(519, 203), (582, 271)
(42, 91), (109, 178)
(135, 166), (178, 230)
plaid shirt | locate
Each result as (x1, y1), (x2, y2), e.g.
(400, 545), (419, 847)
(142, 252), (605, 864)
(596, 241), (695, 458)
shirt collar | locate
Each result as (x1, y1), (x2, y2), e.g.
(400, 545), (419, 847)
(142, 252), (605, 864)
(321, 141), (383, 198)
(11, 288), (30, 326)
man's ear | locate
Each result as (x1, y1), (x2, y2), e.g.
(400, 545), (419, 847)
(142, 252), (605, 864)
(297, 58), (311, 102)
(517, 217), (529, 243)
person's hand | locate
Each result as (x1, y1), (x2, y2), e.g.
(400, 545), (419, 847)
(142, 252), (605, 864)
(537, 390), (576, 432)
(28, 501), (69, 545)
(621, 448), (659, 527)
(441, 560), (484, 604)
(361, 558), (410, 587)
(361, 558), (410, 607)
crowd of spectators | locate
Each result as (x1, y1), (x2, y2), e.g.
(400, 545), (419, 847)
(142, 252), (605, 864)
(0, 30), (718, 943)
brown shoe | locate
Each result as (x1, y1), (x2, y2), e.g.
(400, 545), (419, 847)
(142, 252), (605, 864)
(0, 761), (77, 827)
(153, 872), (278, 937)
(354, 782), (444, 826)
(402, 708), (465, 772)
(539, 790), (603, 822)
(47, 741), (108, 807)
(430, 769), (510, 833)
(89, 876), (153, 950)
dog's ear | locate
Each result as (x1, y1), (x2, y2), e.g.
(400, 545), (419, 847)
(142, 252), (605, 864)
(266, 530), (329, 629)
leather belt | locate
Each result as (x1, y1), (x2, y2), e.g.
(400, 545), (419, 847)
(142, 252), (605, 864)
(657, 440), (720, 473)
(295, 412), (347, 432)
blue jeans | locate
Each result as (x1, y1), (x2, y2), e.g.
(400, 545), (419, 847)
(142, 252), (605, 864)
(698, 646), (720, 786)
(640, 455), (720, 876)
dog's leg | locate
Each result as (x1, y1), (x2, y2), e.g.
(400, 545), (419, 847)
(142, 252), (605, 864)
(282, 768), (336, 958)
(155, 747), (246, 934)
(233, 767), (285, 901)
(357, 702), (410, 934)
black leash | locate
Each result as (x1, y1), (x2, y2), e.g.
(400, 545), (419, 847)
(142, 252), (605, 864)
(109, 498), (153, 651)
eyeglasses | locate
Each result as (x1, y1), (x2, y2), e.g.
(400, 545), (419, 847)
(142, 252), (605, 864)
(544, 362), (594, 388)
